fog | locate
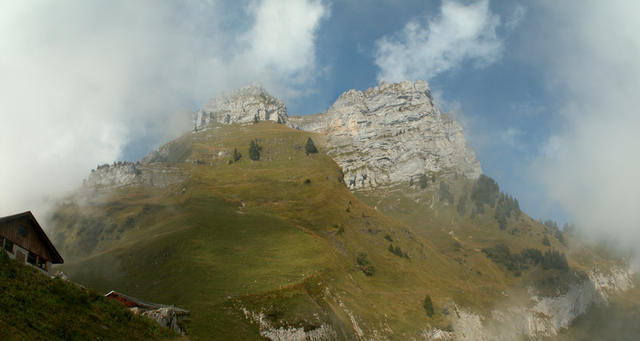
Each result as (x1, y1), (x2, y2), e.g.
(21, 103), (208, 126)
(2, 0), (639, 258)
(0, 0), (328, 218)
(529, 1), (640, 252)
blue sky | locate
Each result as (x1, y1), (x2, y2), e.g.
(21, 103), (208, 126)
(150, 0), (566, 223)
(270, 0), (567, 222)
(2, 0), (640, 247)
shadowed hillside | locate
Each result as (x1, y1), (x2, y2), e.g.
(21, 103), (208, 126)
(0, 250), (176, 340)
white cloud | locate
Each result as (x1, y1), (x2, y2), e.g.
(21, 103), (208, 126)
(498, 127), (524, 151)
(532, 1), (640, 249)
(243, 0), (327, 81)
(505, 4), (526, 31)
(0, 0), (328, 218)
(374, 0), (503, 83)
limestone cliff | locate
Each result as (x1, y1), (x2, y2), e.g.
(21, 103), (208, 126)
(84, 162), (188, 189)
(194, 82), (288, 129)
(194, 80), (482, 190)
(289, 80), (482, 190)
(425, 265), (634, 341)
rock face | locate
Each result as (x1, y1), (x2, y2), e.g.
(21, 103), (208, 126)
(426, 265), (634, 341)
(194, 82), (288, 129)
(131, 306), (190, 335)
(241, 307), (337, 341)
(195, 80), (481, 190)
(84, 162), (188, 189)
(289, 80), (481, 189)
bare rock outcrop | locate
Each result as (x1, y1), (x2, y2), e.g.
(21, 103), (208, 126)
(194, 80), (481, 191)
(84, 162), (187, 189)
(132, 306), (190, 335)
(425, 265), (634, 340)
(289, 80), (482, 190)
(194, 82), (288, 129)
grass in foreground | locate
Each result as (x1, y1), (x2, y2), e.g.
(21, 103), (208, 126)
(0, 250), (175, 341)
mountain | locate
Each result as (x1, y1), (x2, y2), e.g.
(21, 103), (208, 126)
(48, 81), (634, 340)
(193, 82), (288, 128)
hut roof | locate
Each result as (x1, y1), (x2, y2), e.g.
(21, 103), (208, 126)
(105, 291), (189, 313)
(0, 211), (64, 264)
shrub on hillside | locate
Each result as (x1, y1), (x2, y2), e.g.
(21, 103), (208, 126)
(471, 174), (500, 210)
(542, 235), (550, 246)
(554, 229), (566, 246)
(356, 252), (375, 276)
(305, 137), (318, 155)
(419, 174), (428, 189)
(439, 182), (454, 204)
(423, 295), (434, 317)
(228, 148), (241, 164)
(249, 139), (262, 161)
(457, 195), (467, 216)
(388, 244), (409, 259)
(542, 249), (569, 271)
(541, 219), (567, 246)
(495, 208), (508, 230)
(543, 219), (559, 230)
(482, 244), (567, 274)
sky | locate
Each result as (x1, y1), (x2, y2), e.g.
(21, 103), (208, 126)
(1, 0), (639, 250)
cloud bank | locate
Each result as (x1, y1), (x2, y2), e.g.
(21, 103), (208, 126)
(0, 0), (328, 217)
(532, 1), (640, 248)
(374, 0), (503, 83)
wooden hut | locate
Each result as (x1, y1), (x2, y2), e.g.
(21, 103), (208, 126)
(104, 291), (164, 310)
(0, 211), (63, 274)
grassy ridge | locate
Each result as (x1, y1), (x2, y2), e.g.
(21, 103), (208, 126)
(48, 122), (623, 339)
(0, 250), (174, 340)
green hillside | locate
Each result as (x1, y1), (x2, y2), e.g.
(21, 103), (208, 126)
(0, 250), (175, 340)
(47, 122), (623, 339)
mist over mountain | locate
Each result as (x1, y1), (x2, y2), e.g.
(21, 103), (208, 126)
(35, 82), (634, 340)
(2, 1), (639, 340)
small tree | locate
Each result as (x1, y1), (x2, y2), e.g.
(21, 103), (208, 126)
(423, 295), (434, 317)
(554, 229), (566, 246)
(305, 137), (318, 155)
(542, 235), (550, 246)
(356, 252), (375, 276)
(249, 139), (262, 161)
(230, 148), (241, 163)
(419, 174), (428, 189)
(439, 182), (454, 204)
(457, 196), (467, 216)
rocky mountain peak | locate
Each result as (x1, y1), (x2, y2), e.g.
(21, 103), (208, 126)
(192, 80), (481, 190)
(289, 80), (482, 190)
(193, 82), (288, 129)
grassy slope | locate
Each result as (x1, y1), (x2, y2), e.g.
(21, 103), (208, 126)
(0, 250), (174, 340)
(48, 122), (623, 339)
(356, 176), (627, 316)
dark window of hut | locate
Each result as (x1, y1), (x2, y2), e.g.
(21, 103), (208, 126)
(18, 225), (27, 237)
(37, 257), (47, 270)
(27, 252), (37, 265)
(4, 240), (13, 253)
